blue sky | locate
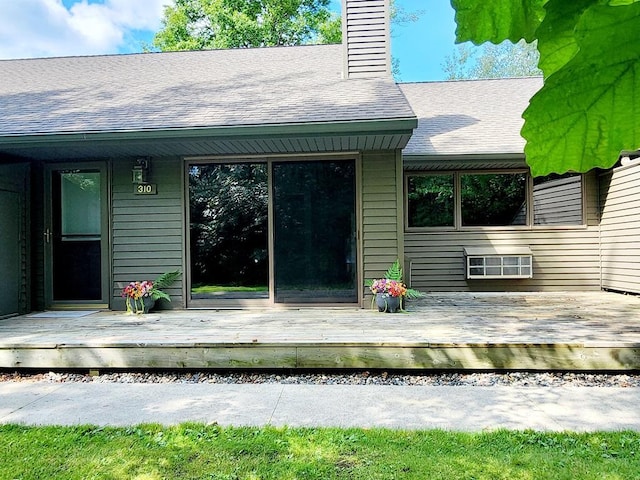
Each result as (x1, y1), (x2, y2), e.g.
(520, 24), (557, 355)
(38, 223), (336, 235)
(389, 0), (458, 81)
(0, 0), (459, 81)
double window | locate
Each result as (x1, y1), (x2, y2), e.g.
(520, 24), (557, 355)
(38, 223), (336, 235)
(406, 171), (583, 229)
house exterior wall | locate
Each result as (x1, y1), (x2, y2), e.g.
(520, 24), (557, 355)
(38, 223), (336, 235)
(108, 150), (404, 310)
(361, 150), (403, 302)
(600, 162), (640, 294)
(16, 152), (640, 311)
(111, 157), (185, 309)
(405, 171), (602, 292)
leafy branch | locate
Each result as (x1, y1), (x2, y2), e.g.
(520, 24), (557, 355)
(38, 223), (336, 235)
(451, 0), (640, 177)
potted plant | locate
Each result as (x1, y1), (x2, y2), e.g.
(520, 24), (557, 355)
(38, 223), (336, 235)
(370, 278), (407, 313)
(368, 260), (423, 313)
(121, 270), (180, 314)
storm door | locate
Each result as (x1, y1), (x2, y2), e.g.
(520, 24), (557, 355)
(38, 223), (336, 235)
(272, 160), (357, 303)
(46, 165), (109, 307)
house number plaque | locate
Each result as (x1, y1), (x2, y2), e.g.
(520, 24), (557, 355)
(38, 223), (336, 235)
(134, 183), (157, 195)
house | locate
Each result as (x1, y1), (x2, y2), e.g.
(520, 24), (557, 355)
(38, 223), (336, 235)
(0, 0), (639, 317)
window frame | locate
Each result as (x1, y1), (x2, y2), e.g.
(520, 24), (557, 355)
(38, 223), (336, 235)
(405, 169), (586, 231)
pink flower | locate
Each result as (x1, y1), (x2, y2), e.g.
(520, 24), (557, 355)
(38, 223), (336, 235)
(370, 278), (407, 297)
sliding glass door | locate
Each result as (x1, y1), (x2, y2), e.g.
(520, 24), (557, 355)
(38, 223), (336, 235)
(188, 158), (357, 305)
(272, 160), (357, 303)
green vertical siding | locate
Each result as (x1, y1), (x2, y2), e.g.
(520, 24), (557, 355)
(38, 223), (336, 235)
(361, 150), (403, 304)
(0, 163), (30, 315)
(112, 157), (185, 309)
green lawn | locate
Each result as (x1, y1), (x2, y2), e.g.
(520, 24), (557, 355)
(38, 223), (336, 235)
(1, 424), (639, 479)
(191, 285), (268, 294)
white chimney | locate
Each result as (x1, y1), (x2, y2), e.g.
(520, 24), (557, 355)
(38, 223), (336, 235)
(342, 0), (391, 79)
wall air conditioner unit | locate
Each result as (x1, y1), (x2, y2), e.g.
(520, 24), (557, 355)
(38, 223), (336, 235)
(464, 246), (533, 280)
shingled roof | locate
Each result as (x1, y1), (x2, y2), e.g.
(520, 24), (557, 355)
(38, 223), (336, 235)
(0, 44), (414, 136)
(399, 77), (543, 157)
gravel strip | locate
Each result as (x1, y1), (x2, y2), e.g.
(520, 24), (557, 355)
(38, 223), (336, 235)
(2, 371), (640, 387)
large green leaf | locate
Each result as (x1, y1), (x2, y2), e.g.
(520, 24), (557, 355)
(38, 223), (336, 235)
(536, 0), (596, 78)
(608, 0), (640, 5)
(451, 0), (547, 44)
(523, 2), (640, 176)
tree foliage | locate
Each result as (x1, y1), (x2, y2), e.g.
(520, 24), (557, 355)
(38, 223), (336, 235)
(451, 0), (640, 176)
(443, 40), (541, 80)
(153, 0), (420, 79)
(153, 0), (339, 50)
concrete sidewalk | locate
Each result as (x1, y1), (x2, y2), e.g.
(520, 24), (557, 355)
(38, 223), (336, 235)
(1, 382), (640, 431)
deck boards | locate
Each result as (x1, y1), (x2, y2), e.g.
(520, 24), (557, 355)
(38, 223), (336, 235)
(1, 292), (640, 371)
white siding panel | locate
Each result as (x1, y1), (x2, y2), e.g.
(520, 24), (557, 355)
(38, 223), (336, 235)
(343, 0), (390, 78)
(600, 163), (640, 294)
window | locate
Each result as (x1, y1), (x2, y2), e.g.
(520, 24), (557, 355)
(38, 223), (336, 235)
(461, 173), (527, 226)
(533, 173), (583, 225)
(407, 174), (454, 227)
(406, 171), (583, 229)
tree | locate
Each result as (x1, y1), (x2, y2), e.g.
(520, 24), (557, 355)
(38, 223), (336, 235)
(451, 0), (640, 177)
(442, 39), (541, 80)
(153, 0), (421, 79)
(153, 0), (339, 50)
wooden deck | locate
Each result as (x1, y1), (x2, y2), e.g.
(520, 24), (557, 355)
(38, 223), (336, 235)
(1, 292), (640, 371)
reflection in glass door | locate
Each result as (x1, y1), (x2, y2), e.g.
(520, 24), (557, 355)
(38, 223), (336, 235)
(273, 160), (357, 303)
(189, 163), (269, 301)
(51, 170), (103, 301)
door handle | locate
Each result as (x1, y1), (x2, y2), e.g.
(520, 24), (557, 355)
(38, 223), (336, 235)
(44, 228), (51, 244)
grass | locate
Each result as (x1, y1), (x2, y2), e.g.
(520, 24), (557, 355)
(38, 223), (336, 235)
(1, 424), (639, 479)
(191, 285), (268, 293)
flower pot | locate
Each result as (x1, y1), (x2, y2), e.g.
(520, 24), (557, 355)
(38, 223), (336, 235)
(375, 293), (401, 313)
(141, 296), (156, 313)
(125, 296), (156, 314)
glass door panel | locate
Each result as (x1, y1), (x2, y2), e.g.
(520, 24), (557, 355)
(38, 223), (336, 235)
(52, 171), (102, 301)
(189, 163), (269, 300)
(273, 160), (357, 303)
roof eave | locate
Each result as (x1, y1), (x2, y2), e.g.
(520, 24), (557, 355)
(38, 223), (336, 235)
(0, 118), (418, 148)
(403, 153), (528, 171)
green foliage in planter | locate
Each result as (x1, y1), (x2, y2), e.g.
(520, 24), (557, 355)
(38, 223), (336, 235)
(151, 270), (181, 302)
(383, 260), (424, 300)
(367, 259), (424, 301)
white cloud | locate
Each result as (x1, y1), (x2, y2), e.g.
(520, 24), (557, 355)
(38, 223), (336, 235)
(0, 0), (169, 59)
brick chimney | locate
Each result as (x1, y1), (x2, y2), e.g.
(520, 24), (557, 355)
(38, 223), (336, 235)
(342, 0), (391, 78)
